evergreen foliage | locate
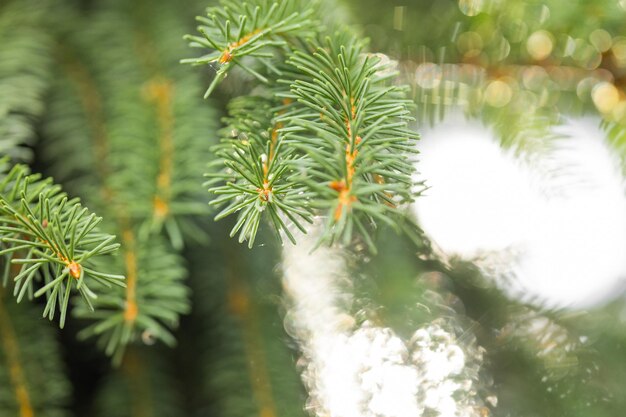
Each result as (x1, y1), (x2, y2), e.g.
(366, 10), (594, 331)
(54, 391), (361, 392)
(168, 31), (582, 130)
(0, 162), (123, 328)
(0, 0), (625, 416)
(0, 288), (71, 417)
(0, 0), (123, 331)
(279, 38), (419, 247)
(0, 0), (54, 162)
(186, 0), (421, 250)
(90, 348), (183, 417)
(41, 0), (217, 362)
(182, 239), (306, 417)
(183, 0), (318, 97)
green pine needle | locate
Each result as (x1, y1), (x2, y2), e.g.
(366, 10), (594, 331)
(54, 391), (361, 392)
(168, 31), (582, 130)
(0, 162), (124, 328)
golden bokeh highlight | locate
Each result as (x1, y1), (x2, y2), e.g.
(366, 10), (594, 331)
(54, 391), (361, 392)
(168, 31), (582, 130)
(484, 80), (513, 107)
(592, 82), (620, 113)
(526, 30), (553, 60)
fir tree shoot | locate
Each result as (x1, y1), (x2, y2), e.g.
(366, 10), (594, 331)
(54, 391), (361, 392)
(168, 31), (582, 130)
(186, 1), (420, 251)
(279, 37), (419, 248)
(0, 163), (124, 328)
(182, 0), (318, 97)
(206, 96), (314, 247)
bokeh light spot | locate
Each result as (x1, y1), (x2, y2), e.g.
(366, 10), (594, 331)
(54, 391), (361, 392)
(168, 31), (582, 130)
(458, 0), (484, 16)
(592, 82), (620, 113)
(589, 29), (613, 53)
(484, 80), (513, 107)
(527, 30), (554, 60)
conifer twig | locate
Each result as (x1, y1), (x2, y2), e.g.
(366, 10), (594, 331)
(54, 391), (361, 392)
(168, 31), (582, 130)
(0, 163), (124, 328)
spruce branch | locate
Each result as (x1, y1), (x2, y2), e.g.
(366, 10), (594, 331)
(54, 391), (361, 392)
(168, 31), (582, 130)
(0, 163), (124, 328)
(186, 1), (420, 250)
(279, 37), (419, 249)
(207, 96), (313, 247)
(74, 232), (189, 366)
(48, 5), (217, 249)
(40, 0), (217, 361)
(182, 0), (318, 97)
